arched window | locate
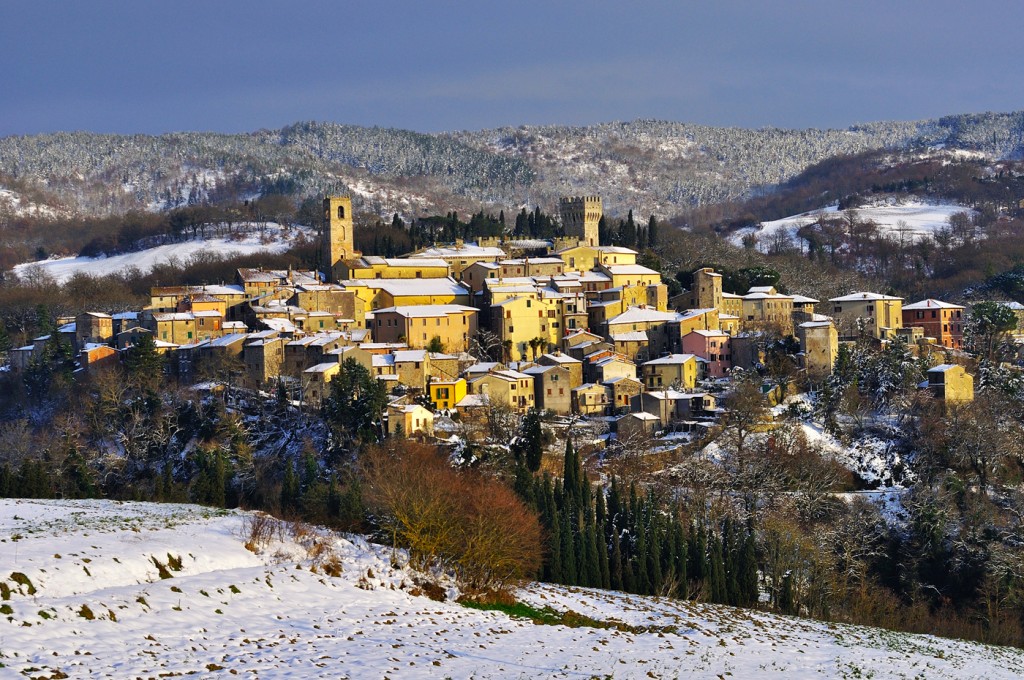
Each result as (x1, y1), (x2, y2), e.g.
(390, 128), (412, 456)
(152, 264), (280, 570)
(337, 205), (345, 219)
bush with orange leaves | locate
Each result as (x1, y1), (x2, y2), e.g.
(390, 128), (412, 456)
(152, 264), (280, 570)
(362, 441), (542, 594)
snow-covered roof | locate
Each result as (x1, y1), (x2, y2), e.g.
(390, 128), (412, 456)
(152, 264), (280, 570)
(903, 298), (964, 310)
(393, 350), (428, 363)
(374, 304), (476, 318)
(410, 243), (507, 259)
(928, 363), (961, 373)
(611, 331), (649, 342)
(791, 294), (820, 304)
(684, 328), (729, 338)
(607, 307), (679, 325)
(830, 292), (903, 302)
(539, 352), (581, 364)
(602, 264), (660, 276)
(643, 353), (697, 366)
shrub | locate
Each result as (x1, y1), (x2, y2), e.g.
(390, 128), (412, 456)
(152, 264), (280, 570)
(362, 441), (542, 594)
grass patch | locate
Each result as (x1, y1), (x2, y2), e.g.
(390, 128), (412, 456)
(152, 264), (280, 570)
(10, 572), (36, 595)
(0, 604), (13, 616)
(151, 556), (172, 580)
(78, 604), (95, 620)
(460, 600), (677, 635)
(0, 583), (10, 600)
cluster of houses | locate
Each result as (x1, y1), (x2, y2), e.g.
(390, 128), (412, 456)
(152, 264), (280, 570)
(8, 195), (999, 438)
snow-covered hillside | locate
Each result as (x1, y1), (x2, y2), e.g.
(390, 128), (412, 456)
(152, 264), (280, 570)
(11, 222), (310, 284)
(2, 499), (1020, 678)
(732, 198), (975, 251)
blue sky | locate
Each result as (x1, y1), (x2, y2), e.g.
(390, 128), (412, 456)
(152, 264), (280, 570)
(1, 1), (1021, 136)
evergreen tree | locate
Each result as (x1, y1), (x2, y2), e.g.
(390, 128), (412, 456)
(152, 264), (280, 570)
(610, 527), (624, 590)
(635, 519), (651, 594)
(647, 214), (659, 248)
(709, 534), (727, 604)
(521, 410), (544, 472)
(281, 460), (300, 513)
(597, 522), (611, 589)
(739, 529), (759, 607)
(647, 518), (663, 595)
(559, 512), (577, 586)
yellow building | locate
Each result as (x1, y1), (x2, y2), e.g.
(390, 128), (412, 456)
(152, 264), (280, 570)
(829, 292), (904, 340)
(429, 378), (467, 411)
(342, 278), (472, 312)
(323, 196), (356, 283)
(489, 294), (566, 361)
(302, 362), (342, 407)
(741, 287), (795, 335)
(372, 305), (478, 353)
(243, 333), (286, 387)
(927, 364), (974, 405)
(387, 404), (434, 437)
(75, 312), (114, 347)
(641, 353), (699, 390)
(407, 240), (508, 279)
(469, 370), (535, 413)
(555, 244), (638, 273)
(338, 256), (450, 280)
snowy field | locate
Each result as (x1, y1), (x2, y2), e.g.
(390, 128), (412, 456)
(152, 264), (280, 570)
(731, 198), (975, 251)
(11, 222), (310, 284)
(2, 499), (1021, 678)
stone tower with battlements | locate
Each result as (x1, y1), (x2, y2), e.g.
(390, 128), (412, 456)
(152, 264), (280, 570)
(559, 195), (602, 247)
(322, 195), (354, 282)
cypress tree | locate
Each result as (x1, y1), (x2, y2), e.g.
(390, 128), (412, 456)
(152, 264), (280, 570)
(779, 572), (795, 615)
(739, 530), (759, 607)
(610, 527), (624, 591)
(584, 522), (601, 587)
(597, 521), (611, 589)
(647, 519), (663, 596)
(547, 512), (562, 583)
(647, 214), (658, 248)
(523, 410), (544, 472)
(635, 520), (651, 595)
(559, 512), (577, 586)
(562, 437), (578, 509)
(709, 535), (727, 604)
(724, 518), (741, 606)
(673, 521), (688, 598)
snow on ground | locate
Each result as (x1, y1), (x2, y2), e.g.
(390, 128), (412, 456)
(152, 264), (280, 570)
(11, 223), (310, 284)
(3, 499), (1021, 678)
(731, 197), (975, 251)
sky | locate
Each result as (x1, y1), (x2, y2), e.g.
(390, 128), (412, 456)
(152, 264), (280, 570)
(1, 1), (1022, 137)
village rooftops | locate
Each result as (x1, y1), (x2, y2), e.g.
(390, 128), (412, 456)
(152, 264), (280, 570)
(903, 299), (965, 310)
(829, 292), (903, 302)
(539, 352), (581, 364)
(340, 277), (469, 296)
(393, 349), (428, 363)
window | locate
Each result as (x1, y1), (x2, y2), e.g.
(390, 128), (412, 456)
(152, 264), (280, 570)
(931, 311), (937, 319)
(337, 206), (345, 219)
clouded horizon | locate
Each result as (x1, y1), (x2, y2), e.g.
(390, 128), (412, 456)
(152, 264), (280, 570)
(2, 1), (1022, 137)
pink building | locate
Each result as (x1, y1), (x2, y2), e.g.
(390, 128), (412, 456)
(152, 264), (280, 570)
(681, 329), (732, 378)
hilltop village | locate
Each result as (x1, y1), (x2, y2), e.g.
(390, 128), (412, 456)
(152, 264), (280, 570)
(7, 194), (987, 440)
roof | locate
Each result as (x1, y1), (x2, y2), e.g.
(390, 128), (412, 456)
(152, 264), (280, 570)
(611, 331), (650, 343)
(791, 294), (820, 304)
(305, 362), (341, 374)
(393, 349), (428, 363)
(684, 329), (729, 338)
(643, 353), (698, 366)
(830, 292), (903, 302)
(596, 246), (638, 254)
(928, 363), (961, 373)
(607, 307), (680, 325)
(539, 352), (581, 364)
(903, 298), (965, 310)
(623, 412), (660, 421)
(375, 304), (477, 317)
(410, 243), (507, 259)
(602, 264), (660, 276)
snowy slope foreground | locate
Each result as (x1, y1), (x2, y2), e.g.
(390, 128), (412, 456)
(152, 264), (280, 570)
(2, 499), (1022, 678)
(11, 222), (310, 284)
(732, 198), (975, 251)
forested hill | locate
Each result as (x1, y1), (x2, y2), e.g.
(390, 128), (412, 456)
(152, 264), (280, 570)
(1, 111), (1023, 219)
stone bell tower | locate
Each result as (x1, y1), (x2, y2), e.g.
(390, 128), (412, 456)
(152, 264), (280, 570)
(322, 195), (354, 282)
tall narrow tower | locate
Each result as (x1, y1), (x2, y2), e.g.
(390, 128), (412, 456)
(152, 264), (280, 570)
(322, 195), (354, 282)
(559, 195), (602, 247)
